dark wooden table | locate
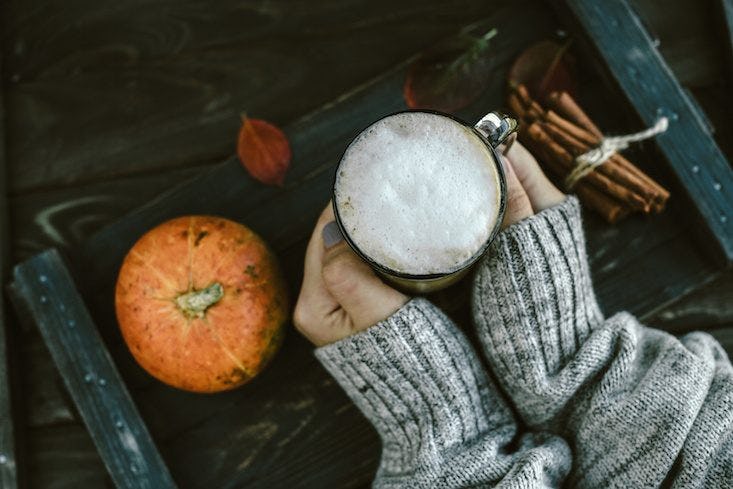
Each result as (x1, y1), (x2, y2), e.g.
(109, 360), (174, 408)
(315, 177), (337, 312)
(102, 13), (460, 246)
(1, 0), (732, 487)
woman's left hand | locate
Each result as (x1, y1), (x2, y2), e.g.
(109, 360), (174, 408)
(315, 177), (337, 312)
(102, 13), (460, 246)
(293, 200), (410, 347)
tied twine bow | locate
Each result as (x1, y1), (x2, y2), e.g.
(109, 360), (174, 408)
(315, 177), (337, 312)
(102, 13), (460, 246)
(565, 117), (669, 189)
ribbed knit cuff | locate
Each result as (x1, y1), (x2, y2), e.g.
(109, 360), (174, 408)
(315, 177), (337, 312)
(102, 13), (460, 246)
(315, 297), (507, 473)
(471, 196), (604, 393)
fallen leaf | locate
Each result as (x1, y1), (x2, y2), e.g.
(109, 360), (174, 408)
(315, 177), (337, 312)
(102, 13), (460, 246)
(508, 39), (576, 103)
(404, 27), (497, 113)
(237, 115), (292, 186)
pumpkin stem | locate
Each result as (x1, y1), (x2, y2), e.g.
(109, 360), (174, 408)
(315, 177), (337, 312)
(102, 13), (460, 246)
(175, 283), (224, 319)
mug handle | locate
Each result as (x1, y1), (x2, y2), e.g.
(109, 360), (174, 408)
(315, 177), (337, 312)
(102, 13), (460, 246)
(474, 112), (518, 155)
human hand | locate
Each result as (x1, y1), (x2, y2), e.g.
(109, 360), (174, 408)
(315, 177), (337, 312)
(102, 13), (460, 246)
(294, 141), (561, 347)
(501, 141), (566, 227)
(293, 201), (410, 347)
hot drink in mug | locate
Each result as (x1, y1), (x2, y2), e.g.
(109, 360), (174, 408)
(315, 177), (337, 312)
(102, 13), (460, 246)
(332, 110), (516, 293)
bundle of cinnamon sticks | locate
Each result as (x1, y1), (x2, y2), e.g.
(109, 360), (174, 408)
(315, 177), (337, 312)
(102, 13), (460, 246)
(507, 84), (670, 223)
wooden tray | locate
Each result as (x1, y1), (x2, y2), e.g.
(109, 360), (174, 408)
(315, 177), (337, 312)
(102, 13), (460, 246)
(8, 1), (733, 488)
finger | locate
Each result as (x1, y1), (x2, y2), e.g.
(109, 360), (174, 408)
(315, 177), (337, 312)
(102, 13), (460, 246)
(296, 201), (340, 324)
(321, 221), (408, 331)
(501, 155), (533, 228)
(505, 141), (566, 212)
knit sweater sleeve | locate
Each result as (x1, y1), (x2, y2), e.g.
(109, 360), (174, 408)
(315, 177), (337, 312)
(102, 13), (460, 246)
(471, 195), (733, 487)
(314, 297), (571, 488)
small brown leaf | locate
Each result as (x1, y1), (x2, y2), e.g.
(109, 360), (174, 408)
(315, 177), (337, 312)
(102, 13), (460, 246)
(237, 115), (292, 187)
(508, 40), (576, 103)
(404, 28), (497, 113)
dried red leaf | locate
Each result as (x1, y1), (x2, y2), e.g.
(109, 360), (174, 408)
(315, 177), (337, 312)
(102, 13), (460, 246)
(508, 40), (576, 103)
(404, 28), (497, 113)
(237, 116), (292, 186)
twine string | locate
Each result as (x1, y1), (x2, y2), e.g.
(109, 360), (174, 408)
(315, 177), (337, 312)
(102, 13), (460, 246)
(565, 116), (669, 189)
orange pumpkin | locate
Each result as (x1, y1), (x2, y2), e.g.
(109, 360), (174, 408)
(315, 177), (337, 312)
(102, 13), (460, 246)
(114, 215), (289, 393)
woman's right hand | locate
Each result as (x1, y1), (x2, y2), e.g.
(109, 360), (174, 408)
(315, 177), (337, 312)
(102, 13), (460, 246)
(500, 141), (566, 227)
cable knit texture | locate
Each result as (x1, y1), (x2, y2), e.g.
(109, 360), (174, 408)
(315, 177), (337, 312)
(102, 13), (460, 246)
(315, 195), (733, 488)
(316, 297), (570, 487)
(472, 196), (733, 488)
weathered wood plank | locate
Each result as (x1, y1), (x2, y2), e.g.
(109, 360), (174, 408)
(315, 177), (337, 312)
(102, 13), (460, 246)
(629, 0), (724, 87)
(10, 250), (177, 489)
(717, 0), (733, 85)
(3, 0), (495, 193)
(689, 84), (733, 163)
(0, 55), (21, 489)
(556, 0), (733, 264)
(69, 19), (721, 489)
(20, 330), (75, 427)
(8, 1), (732, 488)
(8, 4), (564, 487)
(26, 424), (110, 489)
(4, 4), (553, 485)
(650, 270), (733, 334)
(9, 165), (206, 262)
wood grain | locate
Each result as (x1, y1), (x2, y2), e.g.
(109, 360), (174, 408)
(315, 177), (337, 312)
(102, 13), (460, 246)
(20, 329), (75, 427)
(10, 166), (206, 262)
(649, 270), (733, 334)
(2, 0), (496, 193)
(629, 0), (724, 87)
(717, 0), (733, 85)
(54, 12), (724, 489)
(26, 424), (110, 489)
(11, 250), (177, 489)
(10, 3), (563, 487)
(5, 0), (733, 487)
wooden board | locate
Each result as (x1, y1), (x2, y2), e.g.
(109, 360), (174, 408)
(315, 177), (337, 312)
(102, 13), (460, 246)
(717, 0), (733, 85)
(649, 270), (733, 334)
(0, 55), (20, 489)
(26, 424), (109, 489)
(554, 0), (733, 264)
(2, 3), (514, 485)
(10, 249), (177, 489)
(6, 0), (733, 487)
(629, 0), (724, 88)
(2, 0), (495, 194)
(8, 4), (565, 487)
(9, 166), (206, 262)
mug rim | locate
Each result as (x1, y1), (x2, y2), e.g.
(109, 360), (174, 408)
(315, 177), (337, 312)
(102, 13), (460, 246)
(331, 108), (508, 281)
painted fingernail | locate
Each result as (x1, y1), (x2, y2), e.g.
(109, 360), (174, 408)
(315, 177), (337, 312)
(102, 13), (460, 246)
(322, 220), (344, 248)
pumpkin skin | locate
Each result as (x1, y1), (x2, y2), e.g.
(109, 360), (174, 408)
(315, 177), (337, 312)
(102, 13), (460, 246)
(114, 215), (289, 393)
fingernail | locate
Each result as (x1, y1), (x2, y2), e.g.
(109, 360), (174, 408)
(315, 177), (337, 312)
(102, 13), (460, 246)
(322, 220), (344, 248)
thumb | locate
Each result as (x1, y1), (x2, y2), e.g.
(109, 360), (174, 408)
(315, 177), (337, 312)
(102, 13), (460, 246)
(501, 155), (534, 228)
(321, 221), (408, 330)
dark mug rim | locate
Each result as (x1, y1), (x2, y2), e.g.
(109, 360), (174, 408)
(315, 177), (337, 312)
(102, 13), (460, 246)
(330, 108), (508, 281)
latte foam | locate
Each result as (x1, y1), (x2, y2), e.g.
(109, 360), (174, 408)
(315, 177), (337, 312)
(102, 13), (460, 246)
(334, 112), (502, 275)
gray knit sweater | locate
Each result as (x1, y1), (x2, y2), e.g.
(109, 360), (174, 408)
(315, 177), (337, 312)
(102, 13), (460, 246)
(315, 196), (733, 488)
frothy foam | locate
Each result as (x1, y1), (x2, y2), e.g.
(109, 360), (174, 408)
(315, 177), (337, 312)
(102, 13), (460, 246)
(335, 112), (502, 275)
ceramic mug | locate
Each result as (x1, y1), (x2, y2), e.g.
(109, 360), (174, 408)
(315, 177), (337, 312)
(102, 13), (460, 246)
(331, 109), (517, 294)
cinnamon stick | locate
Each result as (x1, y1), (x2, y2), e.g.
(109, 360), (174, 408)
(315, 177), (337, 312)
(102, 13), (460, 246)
(515, 84), (545, 120)
(544, 110), (669, 211)
(529, 123), (648, 211)
(547, 91), (603, 139)
(526, 123), (630, 222)
(546, 90), (670, 209)
(575, 184), (630, 224)
(508, 84), (670, 219)
(507, 93), (527, 122)
(540, 120), (655, 212)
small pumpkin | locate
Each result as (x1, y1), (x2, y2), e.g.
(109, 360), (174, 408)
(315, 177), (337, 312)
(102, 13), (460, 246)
(115, 215), (289, 393)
